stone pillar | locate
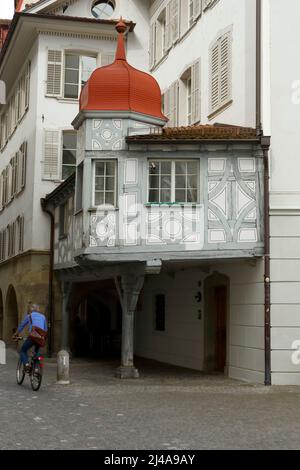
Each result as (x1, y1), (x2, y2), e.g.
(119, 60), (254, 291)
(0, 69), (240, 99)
(57, 350), (70, 385)
(61, 282), (71, 351)
(0, 340), (6, 365)
(115, 272), (144, 379)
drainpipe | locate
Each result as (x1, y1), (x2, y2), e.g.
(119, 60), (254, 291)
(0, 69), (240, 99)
(256, 0), (262, 136)
(261, 136), (271, 386)
(41, 198), (55, 358)
(257, 0), (271, 385)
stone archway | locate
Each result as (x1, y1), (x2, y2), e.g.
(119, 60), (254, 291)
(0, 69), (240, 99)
(4, 285), (19, 342)
(0, 289), (3, 340)
(204, 272), (230, 373)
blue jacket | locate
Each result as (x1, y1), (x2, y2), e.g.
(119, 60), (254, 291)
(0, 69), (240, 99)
(17, 311), (47, 333)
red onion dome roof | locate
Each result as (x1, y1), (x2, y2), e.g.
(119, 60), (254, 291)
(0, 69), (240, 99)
(80, 19), (167, 122)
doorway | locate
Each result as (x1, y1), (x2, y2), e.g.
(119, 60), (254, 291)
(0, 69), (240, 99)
(73, 293), (121, 358)
(204, 273), (229, 373)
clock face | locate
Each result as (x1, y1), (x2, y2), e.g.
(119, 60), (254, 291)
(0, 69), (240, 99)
(91, 1), (115, 19)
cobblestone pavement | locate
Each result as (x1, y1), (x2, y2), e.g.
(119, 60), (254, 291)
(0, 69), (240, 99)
(1, 347), (300, 450)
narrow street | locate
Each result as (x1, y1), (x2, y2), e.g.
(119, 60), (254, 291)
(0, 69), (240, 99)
(1, 348), (300, 450)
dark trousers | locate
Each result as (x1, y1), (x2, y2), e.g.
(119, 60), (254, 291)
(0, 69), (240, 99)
(20, 338), (40, 365)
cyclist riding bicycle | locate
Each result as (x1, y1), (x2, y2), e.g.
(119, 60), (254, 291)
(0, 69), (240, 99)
(13, 303), (47, 372)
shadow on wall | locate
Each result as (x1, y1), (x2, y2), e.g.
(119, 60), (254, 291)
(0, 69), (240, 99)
(0, 289), (3, 340)
(4, 285), (18, 343)
(204, 272), (230, 373)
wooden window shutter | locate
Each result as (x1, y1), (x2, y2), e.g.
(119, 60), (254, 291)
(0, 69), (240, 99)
(43, 130), (60, 180)
(46, 50), (63, 96)
(0, 173), (3, 212)
(220, 33), (231, 105)
(211, 41), (220, 112)
(10, 156), (15, 197)
(169, 81), (179, 127)
(21, 142), (27, 189)
(7, 163), (12, 203)
(18, 216), (24, 253)
(193, 0), (202, 20)
(155, 20), (162, 62)
(191, 60), (201, 124)
(165, 2), (172, 52)
(171, 0), (180, 43)
(150, 23), (156, 68)
(25, 62), (30, 110)
(163, 88), (170, 124)
(3, 229), (6, 260)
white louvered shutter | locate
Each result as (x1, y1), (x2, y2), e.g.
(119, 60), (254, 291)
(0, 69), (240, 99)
(163, 88), (170, 124)
(165, 2), (172, 52)
(46, 50), (63, 96)
(25, 62), (30, 110)
(171, 0), (180, 43)
(211, 42), (219, 112)
(169, 81), (179, 127)
(100, 53), (115, 66)
(155, 20), (162, 62)
(0, 173), (3, 211)
(150, 23), (156, 68)
(43, 130), (60, 180)
(21, 142), (27, 189)
(220, 33), (231, 106)
(18, 216), (24, 253)
(191, 60), (201, 123)
(7, 163), (12, 203)
(193, 0), (202, 19)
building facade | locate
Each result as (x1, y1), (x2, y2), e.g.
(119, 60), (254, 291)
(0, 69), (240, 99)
(0, 0), (299, 384)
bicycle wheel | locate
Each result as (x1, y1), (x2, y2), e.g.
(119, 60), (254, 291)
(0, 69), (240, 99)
(16, 359), (25, 386)
(30, 361), (43, 391)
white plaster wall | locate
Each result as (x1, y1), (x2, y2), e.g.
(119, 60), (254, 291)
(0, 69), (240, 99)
(152, 0), (256, 127)
(216, 260), (265, 384)
(136, 260), (265, 383)
(0, 41), (39, 253)
(269, 215), (300, 385)
(261, 0), (300, 384)
(33, 0), (150, 72)
(135, 268), (205, 370)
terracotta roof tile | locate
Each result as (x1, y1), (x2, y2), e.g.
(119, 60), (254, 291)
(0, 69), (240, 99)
(127, 124), (258, 142)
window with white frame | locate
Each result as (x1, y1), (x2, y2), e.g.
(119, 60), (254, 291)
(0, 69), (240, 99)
(62, 131), (77, 180)
(43, 130), (76, 181)
(0, 63), (30, 151)
(59, 201), (69, 239)
(163, 81), (179, 127)
(94, 160), (117, 207)
(150, 0), (180, 68)
(64, 54), (97, 99)
(180, 0), (201, 37)
(0, 142), (27, 212)
(209, 30), (232, 116)
(179, 60), (201, 125)
(148, 160), (199, 204)
(46, 50), (110, 99)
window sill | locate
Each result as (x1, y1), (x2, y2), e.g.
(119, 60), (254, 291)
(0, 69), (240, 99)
(74, 208), (83, 216)
(45, 95), (79, 104)
(145, 203), (200, 207)
(150, 52), (169, 72)
(208, 99), (233, 121)
(88, 206), (119, 212)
